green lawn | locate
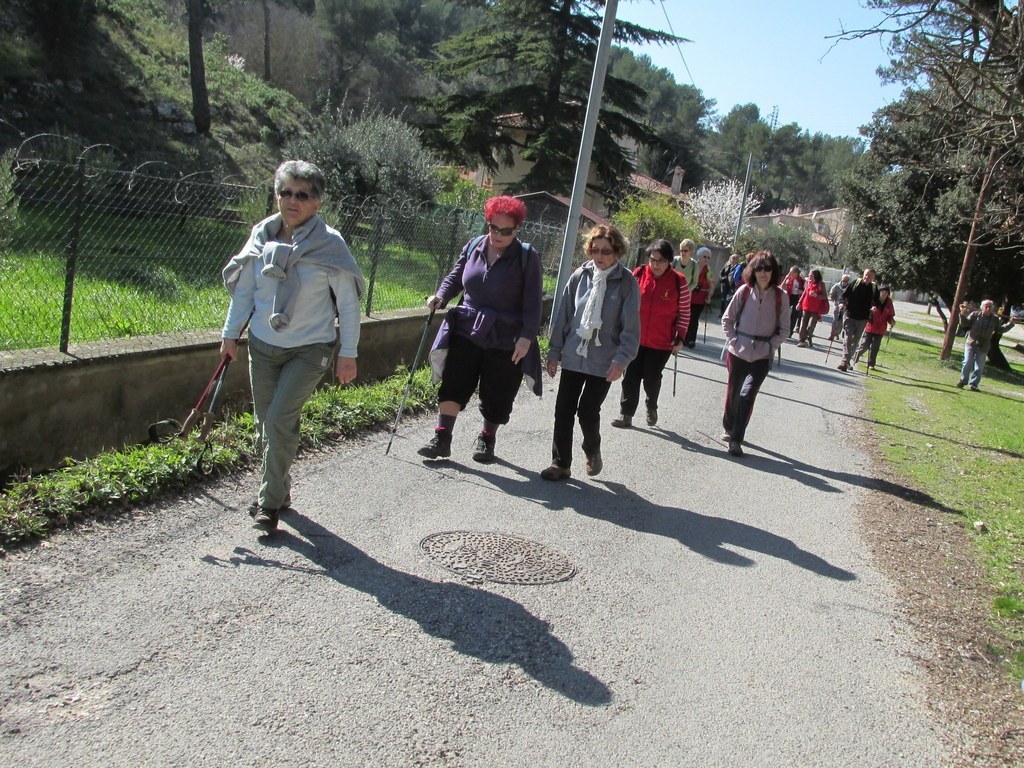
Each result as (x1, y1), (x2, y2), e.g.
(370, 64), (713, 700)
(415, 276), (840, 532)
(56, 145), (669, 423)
(866, 320), (1024, 674)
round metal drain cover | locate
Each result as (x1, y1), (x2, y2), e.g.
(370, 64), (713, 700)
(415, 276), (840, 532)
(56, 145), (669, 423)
(420, 531), (576, 585)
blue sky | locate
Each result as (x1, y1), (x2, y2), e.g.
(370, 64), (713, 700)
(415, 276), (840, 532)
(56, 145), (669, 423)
(615, 0), (903, 138)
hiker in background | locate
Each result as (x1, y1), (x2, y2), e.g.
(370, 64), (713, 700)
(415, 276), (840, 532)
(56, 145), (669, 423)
(796, 269), (830, 348)
(720, 251), (787, 458)
(543, 224), (640, 481)
(852, 285), (896, 370)
(418, 195), (543, 463)
(955, 299), (1018, 391)
(675, 238), (698, 284)
(683, 247), (713, 348)
(612, 239), (688, 429)
(221, 160), (365, 531)
(827, 274), (851, 341)
(781, 266), (806, 337)
(836, 268), (880, 372)
(719, 253), (740, 316)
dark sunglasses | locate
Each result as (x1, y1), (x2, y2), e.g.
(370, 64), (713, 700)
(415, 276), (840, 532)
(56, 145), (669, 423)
(589, 246), (615, 256)
(488, 223), (517, 236)
(278, 189), (314, 201)
(753, 265), (773, 272)
(649, 256), (670, 264)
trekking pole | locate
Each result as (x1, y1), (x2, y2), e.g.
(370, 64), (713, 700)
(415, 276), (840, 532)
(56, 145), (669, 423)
(777, 345), (782, 369)
(824, 335), (836, 363)
(702, 314), (707, 344)
(672, 351), (678, 397)
(198, 357), (232, 440)
(885, 326), (893, 347)
(180, 354), (231, 436)
(385, 307), (437, 455)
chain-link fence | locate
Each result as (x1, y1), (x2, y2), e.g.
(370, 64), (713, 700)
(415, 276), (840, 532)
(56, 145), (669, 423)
(0, 136), (571, 359)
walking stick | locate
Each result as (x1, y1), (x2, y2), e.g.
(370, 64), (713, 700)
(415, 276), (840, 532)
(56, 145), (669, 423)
(672, 351), (678, 397)
(385, 307), (437, 455)
(824, 334), (836, 363)
(178, 354), (231, 437)
(885, 326), (893, 347)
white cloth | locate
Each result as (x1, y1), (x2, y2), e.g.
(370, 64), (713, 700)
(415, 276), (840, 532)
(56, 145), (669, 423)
(575, 263), (616, 357)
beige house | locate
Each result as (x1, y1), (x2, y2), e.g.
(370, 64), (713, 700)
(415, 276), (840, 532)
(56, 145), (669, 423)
(745, 206), (854, 262)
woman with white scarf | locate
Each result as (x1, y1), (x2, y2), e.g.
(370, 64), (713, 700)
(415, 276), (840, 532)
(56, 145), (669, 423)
(542, 225), (640, 481)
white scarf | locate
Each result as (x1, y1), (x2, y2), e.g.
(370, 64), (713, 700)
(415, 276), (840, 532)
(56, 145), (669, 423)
(576, 263), (616, 357)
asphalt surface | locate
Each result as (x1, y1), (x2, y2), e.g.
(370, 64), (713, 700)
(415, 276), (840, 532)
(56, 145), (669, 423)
(0, 313), (953, 767)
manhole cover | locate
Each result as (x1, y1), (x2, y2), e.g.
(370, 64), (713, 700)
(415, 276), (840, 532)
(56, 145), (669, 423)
(419, 531), (576, 585)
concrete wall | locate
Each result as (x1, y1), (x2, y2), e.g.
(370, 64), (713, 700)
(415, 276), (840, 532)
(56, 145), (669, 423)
(0, 308), (448, 479)
(1, 300), (555, 479)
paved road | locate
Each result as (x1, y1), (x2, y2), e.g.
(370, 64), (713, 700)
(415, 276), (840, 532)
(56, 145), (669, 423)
(1, 316), (952, 767)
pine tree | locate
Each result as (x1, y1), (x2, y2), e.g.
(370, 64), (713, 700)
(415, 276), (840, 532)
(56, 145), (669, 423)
(419, 0), (678, 196)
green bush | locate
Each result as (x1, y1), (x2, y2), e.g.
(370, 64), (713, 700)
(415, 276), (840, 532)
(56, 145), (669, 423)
(612, 193), (701, 264)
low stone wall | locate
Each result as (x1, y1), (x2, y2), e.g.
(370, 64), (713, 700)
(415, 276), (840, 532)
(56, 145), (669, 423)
(0, 308), (450, 479)
(1, 300), (555, 479)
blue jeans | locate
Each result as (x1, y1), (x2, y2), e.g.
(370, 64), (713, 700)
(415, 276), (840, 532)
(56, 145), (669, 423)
(960, 344), (986, 387)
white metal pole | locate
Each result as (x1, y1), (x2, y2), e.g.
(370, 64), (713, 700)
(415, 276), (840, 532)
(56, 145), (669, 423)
(549, 0), (619, 327)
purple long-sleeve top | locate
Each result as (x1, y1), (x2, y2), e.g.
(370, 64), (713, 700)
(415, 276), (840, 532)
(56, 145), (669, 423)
(435, 236), (543, 349)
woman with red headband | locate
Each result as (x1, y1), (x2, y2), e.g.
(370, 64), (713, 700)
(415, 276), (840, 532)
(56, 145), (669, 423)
(419, 195), (543, 464)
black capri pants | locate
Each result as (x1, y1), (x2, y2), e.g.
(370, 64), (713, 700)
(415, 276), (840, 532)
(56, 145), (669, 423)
(437, 333), (524, 424)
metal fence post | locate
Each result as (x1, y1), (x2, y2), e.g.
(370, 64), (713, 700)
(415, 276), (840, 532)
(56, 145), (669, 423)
(363, 205), (387, 317)
(59, 156), (85, 352)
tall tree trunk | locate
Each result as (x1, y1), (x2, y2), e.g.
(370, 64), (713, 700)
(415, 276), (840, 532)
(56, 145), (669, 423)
(187, 0), (211, 134)
(261, 0), (272, 81)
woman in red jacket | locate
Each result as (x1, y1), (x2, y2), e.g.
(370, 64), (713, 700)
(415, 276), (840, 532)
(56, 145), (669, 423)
(852, 284), (896, 369)
(795, 269), (831, 348)
(612, 239), (689, 428)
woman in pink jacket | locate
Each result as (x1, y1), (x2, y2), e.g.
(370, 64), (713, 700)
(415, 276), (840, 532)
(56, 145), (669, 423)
(720, 251), (787, 457)
(852, 285), (896, 369)
(795, 269), (830, 348)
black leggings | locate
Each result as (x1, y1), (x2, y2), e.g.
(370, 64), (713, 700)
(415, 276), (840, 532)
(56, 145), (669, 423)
(723, 352), (770, 443)
(552, 369), (612, 468)
(618, 346), (673, 417)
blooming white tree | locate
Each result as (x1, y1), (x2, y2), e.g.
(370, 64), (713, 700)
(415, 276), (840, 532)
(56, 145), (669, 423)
(685, 179), (763, 246)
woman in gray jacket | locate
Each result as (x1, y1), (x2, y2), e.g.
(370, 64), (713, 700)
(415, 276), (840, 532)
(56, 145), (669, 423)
(542, 225), (640, 480)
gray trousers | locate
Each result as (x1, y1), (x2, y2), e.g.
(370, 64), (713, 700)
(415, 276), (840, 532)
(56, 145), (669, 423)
(841, 317), (868, 365)
(248, 335), (334, 509)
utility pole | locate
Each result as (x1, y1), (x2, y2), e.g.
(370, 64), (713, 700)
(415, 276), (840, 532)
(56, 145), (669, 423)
(549, 0), (619, 327)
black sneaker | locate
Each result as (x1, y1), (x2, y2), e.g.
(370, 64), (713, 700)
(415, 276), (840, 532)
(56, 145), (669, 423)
(728, 440), (744, 457)
(955, 380), (966, 389)
(417, 429), (452, 459)
(646, 407), (658, 426)
(472, 432), (495, 464)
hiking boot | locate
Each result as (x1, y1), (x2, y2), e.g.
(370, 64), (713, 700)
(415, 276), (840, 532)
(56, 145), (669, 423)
(720, 431), (731, 442)
(540, 464), (571, 481)
(837, 362), (849, 371)
(611, 415), (632, 428)
(955, 380), (966, 389)
(585, 451), (603, 476)
(796, 341), (807, 348)
(417, 428), (452, 459)
(969, 384), (980, 391)
(252, 506), (280, 531)
(472, 432), (495, 464)
(728, 440), (744, 457)
(646, 407), (658, 426)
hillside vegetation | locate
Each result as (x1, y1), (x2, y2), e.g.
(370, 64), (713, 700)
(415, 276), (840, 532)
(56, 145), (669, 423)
(0, 0), (307, 179)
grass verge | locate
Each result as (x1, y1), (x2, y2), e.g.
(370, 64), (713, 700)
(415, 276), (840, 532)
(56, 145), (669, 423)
(0, 365), (435, 552)
(866, 322), (1024, 676)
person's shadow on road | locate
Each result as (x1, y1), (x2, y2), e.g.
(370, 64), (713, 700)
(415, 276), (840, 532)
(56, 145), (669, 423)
(447, 463), (855, 580)
(201, 512), (612, 707)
